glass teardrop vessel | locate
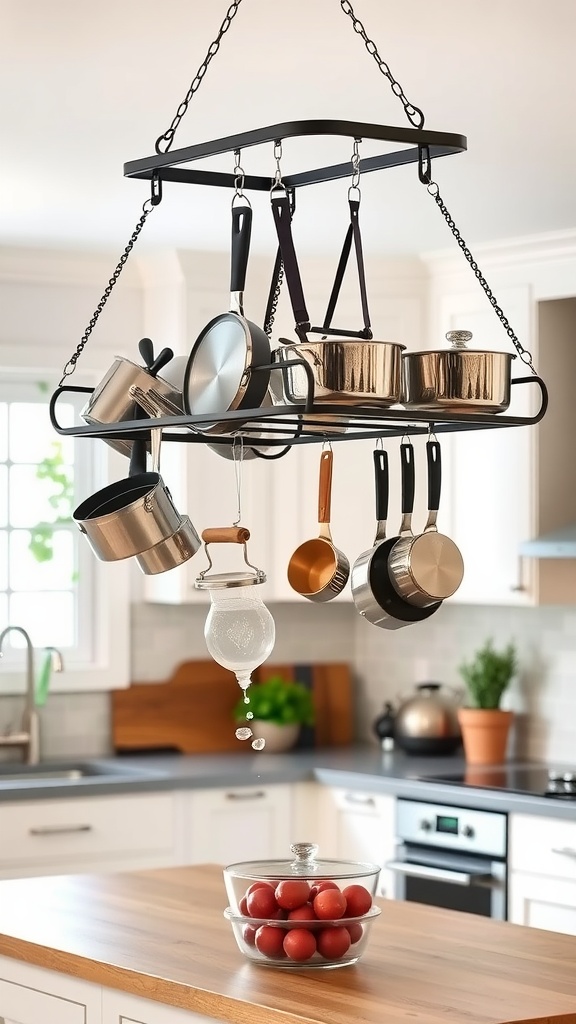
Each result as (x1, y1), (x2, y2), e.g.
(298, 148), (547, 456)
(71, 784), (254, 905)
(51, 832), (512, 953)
(203, 587), (275, 692)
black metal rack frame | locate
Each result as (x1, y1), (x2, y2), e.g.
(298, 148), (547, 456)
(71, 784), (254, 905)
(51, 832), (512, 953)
(123, 119), (467, 191)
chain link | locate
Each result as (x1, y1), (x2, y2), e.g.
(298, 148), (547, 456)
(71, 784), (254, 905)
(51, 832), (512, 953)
(339, 0), (425, 129)
(264, 259), (285, 339)
(58, 198), (156, 386)
(419, 153), (537, 373)
(155, 1), (245, 155)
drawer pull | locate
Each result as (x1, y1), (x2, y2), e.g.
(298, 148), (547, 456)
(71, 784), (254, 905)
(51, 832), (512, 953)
(344, 793), (376, 807)
(29, 824), (93, 836)
(225, 790), (266, 801)
(551, 846), (576, 860)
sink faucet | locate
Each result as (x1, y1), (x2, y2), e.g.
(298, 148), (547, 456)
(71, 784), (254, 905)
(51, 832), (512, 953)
(0, 626), (63, 765)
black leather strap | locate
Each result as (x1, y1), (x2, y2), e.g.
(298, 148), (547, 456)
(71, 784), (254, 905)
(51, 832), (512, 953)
(312, 198), (372, 340)
(270, 188), (311, 339)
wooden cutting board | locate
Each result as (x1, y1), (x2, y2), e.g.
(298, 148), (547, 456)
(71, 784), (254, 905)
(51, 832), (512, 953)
(111, 660), (353, 754)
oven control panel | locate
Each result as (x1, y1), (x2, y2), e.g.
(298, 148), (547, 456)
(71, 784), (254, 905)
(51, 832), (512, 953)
(397, 799), (507, 857)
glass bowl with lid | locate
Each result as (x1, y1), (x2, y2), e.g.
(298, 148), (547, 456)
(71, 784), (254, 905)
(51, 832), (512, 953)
(223, 842), (381, 969)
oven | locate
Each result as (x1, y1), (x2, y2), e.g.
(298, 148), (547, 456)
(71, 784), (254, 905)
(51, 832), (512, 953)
(386, 798), (507, 920)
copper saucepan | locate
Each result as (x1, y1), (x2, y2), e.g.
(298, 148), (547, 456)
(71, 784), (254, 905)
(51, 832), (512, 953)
(287, 448), (349, 602)
(401, 329), (515, 413)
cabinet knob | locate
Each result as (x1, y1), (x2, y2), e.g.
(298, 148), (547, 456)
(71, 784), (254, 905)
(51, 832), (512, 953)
(461, 825), (475, 839)
(419, 819), (432, 832)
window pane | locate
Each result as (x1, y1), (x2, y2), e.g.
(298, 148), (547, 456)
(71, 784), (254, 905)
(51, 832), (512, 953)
(10, 592), (75, 647)
(10, 529), (76, 590)
(0, 404), (6, 461)
(0, 530), (7, 590)
(9, 463), (74, 528)
(0, 466), (7, 527)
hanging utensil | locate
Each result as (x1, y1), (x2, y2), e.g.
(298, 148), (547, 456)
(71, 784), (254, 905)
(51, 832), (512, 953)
(351, 441), (442, 629)
(287, 447), (349, 602)
(401, 330), (516, 413)
(388, 439), (464, 606)
(182, 201), (271, 434)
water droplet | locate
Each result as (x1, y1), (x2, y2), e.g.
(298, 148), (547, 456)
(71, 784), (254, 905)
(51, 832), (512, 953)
(244, 695), (250, 704)
(246, 711), (254, 720)
(251, 737), (266, 751)
(235, 727), (253, 741)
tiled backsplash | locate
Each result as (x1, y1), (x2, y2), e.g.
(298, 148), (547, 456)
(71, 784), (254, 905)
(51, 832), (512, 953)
(0, 600), (574, 762)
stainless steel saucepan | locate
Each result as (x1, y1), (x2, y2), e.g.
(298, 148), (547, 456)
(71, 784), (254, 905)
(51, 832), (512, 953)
(274, 336), (405, 407)
(401, 329), (515, 413)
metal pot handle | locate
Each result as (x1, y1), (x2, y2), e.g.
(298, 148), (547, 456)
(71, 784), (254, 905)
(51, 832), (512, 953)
(399, 441), (415, 538)
(422, 439), (441, 533)
(373, 448), (389, 544)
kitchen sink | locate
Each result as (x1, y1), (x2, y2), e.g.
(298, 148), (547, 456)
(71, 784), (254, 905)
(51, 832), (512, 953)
(0, 760), (166, 786)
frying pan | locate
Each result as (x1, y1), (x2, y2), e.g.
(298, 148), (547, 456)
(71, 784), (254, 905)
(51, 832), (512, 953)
(183, 202), (271, 434)
(287, 448), (349, 602)
(351, 441), (442, 630)
(388, 439), (464, 607)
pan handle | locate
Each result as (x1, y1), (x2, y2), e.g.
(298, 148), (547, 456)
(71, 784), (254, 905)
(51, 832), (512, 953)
(201, 527), (251, 544)
(399, 441), (415, 537)
(373, 449), (389, 540)
(230, 204), (253, 299)
(423, 439), (441, 532)
(318, 449), (333, 525)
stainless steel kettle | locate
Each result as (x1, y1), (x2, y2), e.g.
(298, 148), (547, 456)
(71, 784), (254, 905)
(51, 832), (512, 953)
(393, 682), (462, 756)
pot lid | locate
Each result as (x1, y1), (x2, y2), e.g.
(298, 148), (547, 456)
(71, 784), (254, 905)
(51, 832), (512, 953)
(194, 569), (266, 590)
(405, 329), (516, 359)
(224, 842), (380, 880)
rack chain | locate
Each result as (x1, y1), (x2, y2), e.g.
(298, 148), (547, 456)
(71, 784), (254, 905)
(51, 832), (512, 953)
(339, 0), (425, 129)
(155, 0), (245, 155)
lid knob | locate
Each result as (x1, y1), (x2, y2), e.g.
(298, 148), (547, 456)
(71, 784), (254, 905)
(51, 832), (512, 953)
(446, 329), (473, 350)
(290, 842), (319, 873)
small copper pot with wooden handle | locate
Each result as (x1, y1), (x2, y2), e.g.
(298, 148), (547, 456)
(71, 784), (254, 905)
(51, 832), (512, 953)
(287, 448), (350, 602)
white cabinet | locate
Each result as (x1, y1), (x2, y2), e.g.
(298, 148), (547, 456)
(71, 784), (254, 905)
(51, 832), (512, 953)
(509, 813), (576, 935)
(315, 787), (396, 898)
(0, 957), (100, 1024)
(425, 270), (576, 606)
(102, 988), (214, 1024)
(0, 793), (178, 879)
(178, 784), (293, 865)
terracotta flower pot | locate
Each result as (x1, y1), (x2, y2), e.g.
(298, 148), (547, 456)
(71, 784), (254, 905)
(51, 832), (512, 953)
(249, 721), (300, 753)
(457, 708), (514, 766)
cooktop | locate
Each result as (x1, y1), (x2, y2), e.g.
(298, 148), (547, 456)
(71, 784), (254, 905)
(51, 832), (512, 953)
(419, 765), (576, 799)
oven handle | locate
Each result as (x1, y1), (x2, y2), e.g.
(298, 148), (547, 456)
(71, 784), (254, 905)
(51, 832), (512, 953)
(385, 860), (495, 887)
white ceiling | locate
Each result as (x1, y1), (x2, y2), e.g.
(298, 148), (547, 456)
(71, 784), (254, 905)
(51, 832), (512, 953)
(2, 0), (576, 258)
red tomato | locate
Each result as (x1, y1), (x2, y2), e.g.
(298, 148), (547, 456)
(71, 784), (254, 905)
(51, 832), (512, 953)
(242, 923), (257, 946)
(246, 880), (275, 897)
(342, 884), (373, 917)
(317, 926), (351, 960)
(309, 880), (340, 901)
(283, 928), (317, 962)
(247, 886), (279, 918)
(275, 879), (311, 910)
(313, 888), (347, 920)
(255, 925), (286, 958)
(346, 922), (364, 944)
(287, 903), (317, 921)
(239, 896), (249, 915)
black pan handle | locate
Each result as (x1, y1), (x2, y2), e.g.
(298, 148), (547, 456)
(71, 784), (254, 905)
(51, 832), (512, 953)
(373, 449), (389, 523)
(400, 442), (415, 516)
(426, 440), (442, 514)
(230, 204), (253, 294)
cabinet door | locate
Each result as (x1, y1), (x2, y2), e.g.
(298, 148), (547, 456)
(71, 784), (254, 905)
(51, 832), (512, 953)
(102, 986), (215, 1024)
(180, 784), (293, 865)
(433, 286), (536, 606)
(509, 872), (576, 936)
(0, 957), (100, 1024)
(316, 788), (396, 898)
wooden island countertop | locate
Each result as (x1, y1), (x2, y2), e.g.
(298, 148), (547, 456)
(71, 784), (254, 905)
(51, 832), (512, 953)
(0, 865), (575, 1024)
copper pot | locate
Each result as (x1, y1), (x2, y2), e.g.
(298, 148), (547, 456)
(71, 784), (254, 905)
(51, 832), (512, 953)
(401, 330), (515, 413)
(275, 337), (405, 407)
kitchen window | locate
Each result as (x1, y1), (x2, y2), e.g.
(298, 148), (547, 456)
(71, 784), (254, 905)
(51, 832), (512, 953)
(0, 372), (130, 692)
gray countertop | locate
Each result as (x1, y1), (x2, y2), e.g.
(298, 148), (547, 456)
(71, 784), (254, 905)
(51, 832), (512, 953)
(0, 745), (575, 820)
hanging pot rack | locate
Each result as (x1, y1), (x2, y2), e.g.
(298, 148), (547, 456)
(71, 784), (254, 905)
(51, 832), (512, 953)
(50, 0), (548, 458)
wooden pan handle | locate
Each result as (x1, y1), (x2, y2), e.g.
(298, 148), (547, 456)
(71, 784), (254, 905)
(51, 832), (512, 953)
(201, 527), (251, 544)
(318, 449), (333, 524)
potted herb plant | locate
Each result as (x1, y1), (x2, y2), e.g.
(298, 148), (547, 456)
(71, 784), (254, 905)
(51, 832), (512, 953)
(457, 639), (517, 765)
(233, 674), (315, 753)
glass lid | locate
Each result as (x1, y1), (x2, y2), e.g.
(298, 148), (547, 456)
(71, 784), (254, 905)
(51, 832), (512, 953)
(224, 842), (380, 879)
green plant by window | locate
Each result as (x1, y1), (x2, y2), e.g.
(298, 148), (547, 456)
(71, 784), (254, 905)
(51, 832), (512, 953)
(233, 675), (315, 727)
(28, 441), (74, 563)
(459, 639), (517, 710)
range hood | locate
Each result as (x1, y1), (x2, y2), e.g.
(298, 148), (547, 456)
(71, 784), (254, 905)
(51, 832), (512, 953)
(520, 526), (576, 559)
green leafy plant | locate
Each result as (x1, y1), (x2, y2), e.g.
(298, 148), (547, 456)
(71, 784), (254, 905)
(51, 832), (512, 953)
(28, 441), (74, 563)
(459, 639), (517, 710)
(233, 675), (315, 727)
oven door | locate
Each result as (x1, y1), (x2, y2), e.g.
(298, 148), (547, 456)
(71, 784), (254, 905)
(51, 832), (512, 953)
(386, 842), (507, 919)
